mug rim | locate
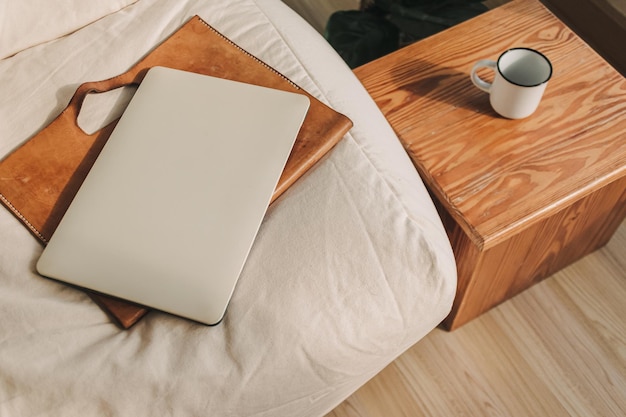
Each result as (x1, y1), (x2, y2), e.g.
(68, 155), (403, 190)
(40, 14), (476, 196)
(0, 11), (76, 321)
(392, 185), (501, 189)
(497, 47), (553, 87)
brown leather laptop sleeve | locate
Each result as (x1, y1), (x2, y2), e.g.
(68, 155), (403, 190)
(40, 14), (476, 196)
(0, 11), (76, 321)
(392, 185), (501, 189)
(0, 16), (352, 328)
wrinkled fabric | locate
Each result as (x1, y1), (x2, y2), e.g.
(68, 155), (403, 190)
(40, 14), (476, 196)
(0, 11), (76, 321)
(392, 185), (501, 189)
(0, 0), (138, 59)
(0, 1), (456, 416)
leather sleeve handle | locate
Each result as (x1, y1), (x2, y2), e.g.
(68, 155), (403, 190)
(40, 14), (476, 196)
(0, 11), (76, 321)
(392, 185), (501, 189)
(63, 68), (150, 129)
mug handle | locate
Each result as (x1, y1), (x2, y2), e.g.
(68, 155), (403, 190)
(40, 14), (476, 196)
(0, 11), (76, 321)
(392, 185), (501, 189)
(471, 59), (496, 93)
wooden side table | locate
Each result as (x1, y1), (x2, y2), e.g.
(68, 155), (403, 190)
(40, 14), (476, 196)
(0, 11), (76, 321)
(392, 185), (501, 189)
(354, 0), (626, 330)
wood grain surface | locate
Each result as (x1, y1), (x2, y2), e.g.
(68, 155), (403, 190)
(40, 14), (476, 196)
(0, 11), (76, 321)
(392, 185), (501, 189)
(354, 0), (626, 249)
(440, 174), (626, 328)
(355, 0), (626, 329)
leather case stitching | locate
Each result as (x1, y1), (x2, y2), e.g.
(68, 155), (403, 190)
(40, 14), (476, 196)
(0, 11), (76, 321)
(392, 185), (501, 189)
(0, 192), (47, 243)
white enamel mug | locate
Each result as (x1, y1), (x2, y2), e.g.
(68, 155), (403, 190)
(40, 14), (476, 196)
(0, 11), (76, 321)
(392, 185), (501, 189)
(471, 47), (552, 119)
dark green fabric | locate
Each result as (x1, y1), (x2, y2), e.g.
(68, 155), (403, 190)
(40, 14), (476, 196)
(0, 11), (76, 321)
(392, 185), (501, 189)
(325, 10), (399, 68)
(325, 0), (487, 68)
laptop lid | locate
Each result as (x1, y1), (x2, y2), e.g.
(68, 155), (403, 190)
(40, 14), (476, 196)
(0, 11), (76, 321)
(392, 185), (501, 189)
(36, 66), (310, 325)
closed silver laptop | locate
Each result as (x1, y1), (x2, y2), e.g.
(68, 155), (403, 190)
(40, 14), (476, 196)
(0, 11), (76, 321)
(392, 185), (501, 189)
(36, 66), (309, 325)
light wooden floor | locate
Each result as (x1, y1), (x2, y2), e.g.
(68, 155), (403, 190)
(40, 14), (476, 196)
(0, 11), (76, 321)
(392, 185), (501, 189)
(279, 1), (626, 416)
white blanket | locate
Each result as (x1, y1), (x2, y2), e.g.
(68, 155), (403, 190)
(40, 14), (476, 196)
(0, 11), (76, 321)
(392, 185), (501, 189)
(0, 1), (457, 416)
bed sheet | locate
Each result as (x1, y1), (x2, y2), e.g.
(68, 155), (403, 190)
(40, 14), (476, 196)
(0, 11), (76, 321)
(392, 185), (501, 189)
(0, 0), (138, 60)
(0, 0), (457, 416)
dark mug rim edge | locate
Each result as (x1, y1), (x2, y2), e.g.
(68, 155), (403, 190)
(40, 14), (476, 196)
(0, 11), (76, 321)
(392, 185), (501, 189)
(497, 47), (553, 87)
